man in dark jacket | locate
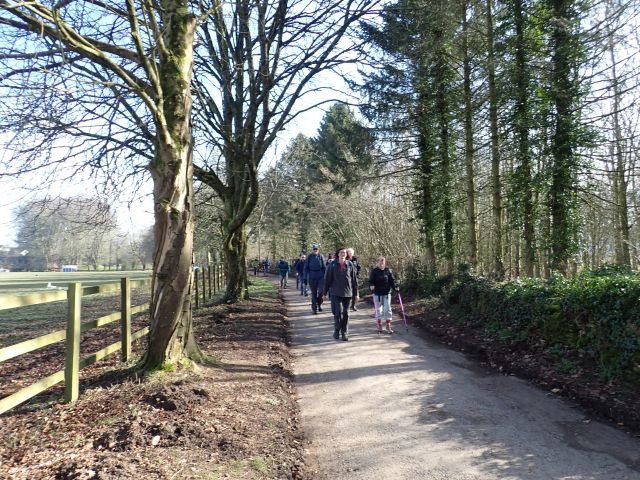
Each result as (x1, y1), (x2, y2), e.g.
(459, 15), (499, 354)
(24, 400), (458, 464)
(303, 243), (326, 314)
(346, 248), (361, 311)
(324, 247), (359, 341)
(277, 257), (290, 288)
(293, 253), (307, 295)
(295, 254), (307, 295)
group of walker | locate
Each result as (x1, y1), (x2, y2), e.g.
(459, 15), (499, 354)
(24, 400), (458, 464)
(289, 243), (403, 341)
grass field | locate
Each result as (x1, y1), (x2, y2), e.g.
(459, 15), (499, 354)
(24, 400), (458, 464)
(0, 270), (151, 294)
(0, 271), (152, 347)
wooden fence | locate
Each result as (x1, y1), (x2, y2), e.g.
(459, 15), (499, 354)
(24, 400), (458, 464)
(193, 263), (227, 309)
(0, 265), (226, 416)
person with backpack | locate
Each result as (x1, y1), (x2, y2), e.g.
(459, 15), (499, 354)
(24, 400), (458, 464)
(277, 257), (290, 288)
(368, 256), (399, 334)
(303, 243), (326, 314)
(324, 247), (359, 341)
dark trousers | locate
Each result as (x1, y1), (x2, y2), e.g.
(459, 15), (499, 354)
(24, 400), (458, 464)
(330, 294), (339, 317)
(333, 296), (351, 334)
(309, 278), (322, 312)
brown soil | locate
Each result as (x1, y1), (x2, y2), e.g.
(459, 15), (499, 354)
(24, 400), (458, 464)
(404, 299), (640, 437)
(0, 292), (311, 479)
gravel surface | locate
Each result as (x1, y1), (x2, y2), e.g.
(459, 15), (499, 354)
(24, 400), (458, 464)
(286, 288), (640, 480)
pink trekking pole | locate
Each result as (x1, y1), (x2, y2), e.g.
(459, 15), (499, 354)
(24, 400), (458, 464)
(397, 291), (409, 332)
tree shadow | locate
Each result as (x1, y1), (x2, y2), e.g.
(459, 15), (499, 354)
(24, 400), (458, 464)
(286, 288), (640, 479)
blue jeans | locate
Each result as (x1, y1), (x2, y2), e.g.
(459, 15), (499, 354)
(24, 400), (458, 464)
(373, 293), (392, 324)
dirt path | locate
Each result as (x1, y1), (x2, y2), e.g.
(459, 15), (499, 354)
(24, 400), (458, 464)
(283, 287), (640, 480)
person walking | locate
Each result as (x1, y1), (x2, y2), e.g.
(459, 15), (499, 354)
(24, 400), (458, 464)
(368, 256), (399, 334)
(295, 254), (308, 296)
(293, 254), (303, 290)
(263, 258), (271, 276)
(303, 243), (326, 314)
(325, 253), (335, 266)
(346, 248), (361, 311)
(324, 247), (359, 341)
(277, 257), (290, 288)
(250, 258), (260, 276)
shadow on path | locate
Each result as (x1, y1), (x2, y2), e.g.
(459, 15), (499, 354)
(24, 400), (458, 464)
(281, 278), (640, 480)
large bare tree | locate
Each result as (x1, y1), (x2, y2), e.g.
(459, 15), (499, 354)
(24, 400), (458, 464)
(0, 0), (200, 369)
(191, 0), (379, 302)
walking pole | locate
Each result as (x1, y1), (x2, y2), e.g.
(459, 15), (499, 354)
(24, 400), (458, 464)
(397, 291), (409, 333)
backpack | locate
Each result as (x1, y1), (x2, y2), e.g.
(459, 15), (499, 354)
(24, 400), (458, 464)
(308, 253), (325, 271)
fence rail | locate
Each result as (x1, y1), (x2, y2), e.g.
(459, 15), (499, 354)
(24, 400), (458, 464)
(0, 277), (152, 415)
(0, 265), (227, 416)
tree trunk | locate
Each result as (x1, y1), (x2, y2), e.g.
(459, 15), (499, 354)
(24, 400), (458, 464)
(549, 0), (580, 274)
(513, 0), (535, 277)
(218, 165), (257, 302)
(608, 26), (631, 266)
(434, 25), (454, 275)
(144, 4), (199, 369)
(420, 154), (437, 274)
(462, 1), (478, 269)
(223, 222), (249, 302)
(416, 87), (438, 274)
(487, 0), (505, 280)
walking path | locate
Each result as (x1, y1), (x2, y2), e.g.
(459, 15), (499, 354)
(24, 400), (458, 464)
(283, 286), (640, 480)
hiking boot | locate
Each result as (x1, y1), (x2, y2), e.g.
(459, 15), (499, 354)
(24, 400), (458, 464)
(333, 330), (340, 340)
(341, 333), (348, 341)
(318, 306), (322, 312)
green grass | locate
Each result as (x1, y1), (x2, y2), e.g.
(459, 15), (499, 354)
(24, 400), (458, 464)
(0, 286), (151, 346)
(0, 270), (151, 294)
(248, 278), (278, 299)
(0, 273), (267, 348)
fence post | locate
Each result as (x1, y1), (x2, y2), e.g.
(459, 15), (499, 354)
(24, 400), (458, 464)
(121, 277), (131, 362)
(65, 282), (81, 403)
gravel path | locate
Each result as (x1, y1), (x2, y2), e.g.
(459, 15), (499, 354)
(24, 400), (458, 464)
(286, 287), (640, 480)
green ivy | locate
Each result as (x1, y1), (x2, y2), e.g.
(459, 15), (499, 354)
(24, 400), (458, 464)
(431, 264), (640, 383)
